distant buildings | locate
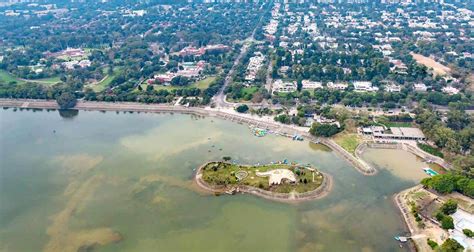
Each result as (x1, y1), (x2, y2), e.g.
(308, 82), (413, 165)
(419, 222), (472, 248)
(413, 83), (428, 92)
(177, 44), (230, 57)
(353, 81), (379, 92)
(385, 84), (402, 92)
(442, 86), (460, 95)
(272, 79), (297, 93)
(327, 82), (348, 90)
(361, 126), (426, 141)
(245, 52), (265, 82)
(301, 80), (322, 90)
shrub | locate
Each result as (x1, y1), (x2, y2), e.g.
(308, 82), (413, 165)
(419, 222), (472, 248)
(417, 143), (444, 158)
(440, 238), (464, 252)
(235, 104), (249, 113)
(463, 229), (473, 238)
(427, 239), (438, 249)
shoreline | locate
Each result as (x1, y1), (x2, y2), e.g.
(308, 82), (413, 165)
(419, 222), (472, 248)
(0, 98), (377, 176)
(194, 161), (333, 203)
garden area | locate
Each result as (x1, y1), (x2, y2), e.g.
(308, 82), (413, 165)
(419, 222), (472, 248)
(200, 161), (323, 193)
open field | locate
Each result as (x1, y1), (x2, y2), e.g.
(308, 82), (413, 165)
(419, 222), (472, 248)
(0, 70), (24, 84)
(194, 76), (216, 89)
(332, 133), (361, 155)
(139, 76), (217, 92)
(411, 53), (451, 76)
(200, 161), (323, 193)
(0, 70), (61, 86)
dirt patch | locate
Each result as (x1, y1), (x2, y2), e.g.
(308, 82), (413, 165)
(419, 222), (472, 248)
(411, 53), (451, 76)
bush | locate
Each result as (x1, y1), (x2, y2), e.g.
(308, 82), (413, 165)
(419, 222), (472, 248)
(235, 104), (249, 113)
(441, 216), (454, 230)
(418, 143), (444, 158)
(427, 239), (438, 249)
(463, 229), (473, 238)
(440, 238), (464, 252)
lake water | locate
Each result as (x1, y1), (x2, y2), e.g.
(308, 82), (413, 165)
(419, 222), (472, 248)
(0, 109), (432, 252)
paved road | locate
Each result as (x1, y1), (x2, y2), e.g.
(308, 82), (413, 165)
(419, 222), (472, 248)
(213, 2), (270, 108)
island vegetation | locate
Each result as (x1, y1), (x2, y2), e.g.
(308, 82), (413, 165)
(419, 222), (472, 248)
(199, 161), (324, 194)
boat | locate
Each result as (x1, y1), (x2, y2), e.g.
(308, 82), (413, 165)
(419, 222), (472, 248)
(394, 236), (408, 242)
(423, 167), (439, 176)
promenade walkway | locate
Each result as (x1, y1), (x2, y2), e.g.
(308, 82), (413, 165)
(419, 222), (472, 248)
(1, 98), (376, 175)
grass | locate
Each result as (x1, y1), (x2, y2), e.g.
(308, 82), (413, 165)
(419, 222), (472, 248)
(138, 76), (217, 92)
(0, 70), (62, 86)
(201, 161), (323, 193)
(384, 121), (413, 127)
(332, 133), (362, 155)
(85, 67), (122, 92)
(0, 70), (24, 84)
(194, 76), (216, 89)
(418, 143), (444, 158)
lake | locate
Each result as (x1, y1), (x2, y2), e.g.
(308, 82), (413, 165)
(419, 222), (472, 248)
(0, 109), (432, 252)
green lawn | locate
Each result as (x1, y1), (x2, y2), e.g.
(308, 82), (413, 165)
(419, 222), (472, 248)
(241, 86), (258, 96)
(138, 76), (217, 92)
(384, 121), (413, 127)
(0, 70), (61, 86)
(201, 161), (323, 193)
(333, 133), (361, 155)
(194, 76), (216, 89)
(0, 70), (24, 84)
(85, 67), (122, 92)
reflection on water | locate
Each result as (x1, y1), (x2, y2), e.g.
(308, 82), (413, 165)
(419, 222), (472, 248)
(0, 110), (420, 251)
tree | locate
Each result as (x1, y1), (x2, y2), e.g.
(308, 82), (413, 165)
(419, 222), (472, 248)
(440, 238), (464, 252)
(235, 104), (249, 113)
(309, 123), (342, 137)
(440, 200), (458, 215)
(56, 92), (77, 109)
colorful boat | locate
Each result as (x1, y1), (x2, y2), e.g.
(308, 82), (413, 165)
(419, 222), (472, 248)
(423, 167), (439, 176)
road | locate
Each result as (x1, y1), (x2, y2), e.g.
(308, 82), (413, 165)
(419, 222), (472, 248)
(213, 2), (270, 108)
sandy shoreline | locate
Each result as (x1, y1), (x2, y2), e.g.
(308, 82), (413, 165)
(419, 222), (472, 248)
(194, 162), (333, 203)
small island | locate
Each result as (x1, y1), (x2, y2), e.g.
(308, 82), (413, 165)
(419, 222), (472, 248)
(195, 161), (331, 202)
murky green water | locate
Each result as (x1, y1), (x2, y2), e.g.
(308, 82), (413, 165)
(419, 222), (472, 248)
(0, 109), (430, 252)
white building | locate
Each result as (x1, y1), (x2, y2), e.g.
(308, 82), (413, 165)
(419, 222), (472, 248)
(442, 86), (460, 95)
(413, 83), (428, 92)
(327, 82), (348, 90)
(272, 79), (297, 93)
(385, 84), (402, 92)
(302, 80), (323, 90)
(353, 81), (379, 92)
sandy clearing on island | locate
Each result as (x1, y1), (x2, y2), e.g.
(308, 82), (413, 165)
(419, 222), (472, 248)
(411, 53), (451, 76)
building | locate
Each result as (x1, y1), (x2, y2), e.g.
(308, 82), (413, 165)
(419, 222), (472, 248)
(413, 83), (428, 92)
(361, 126), (426, 141)
(353, 81), (379, 92)
(442, 86), (460, 95)
(272, 79), (297, 93)
(385, 84), (402, 92)
(302, 80), (323, 90)
(327, 82), (348, 90)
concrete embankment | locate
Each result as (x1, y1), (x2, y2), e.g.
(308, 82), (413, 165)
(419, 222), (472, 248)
(357, 142), (451, 170)
(0, 98), (376, 176)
